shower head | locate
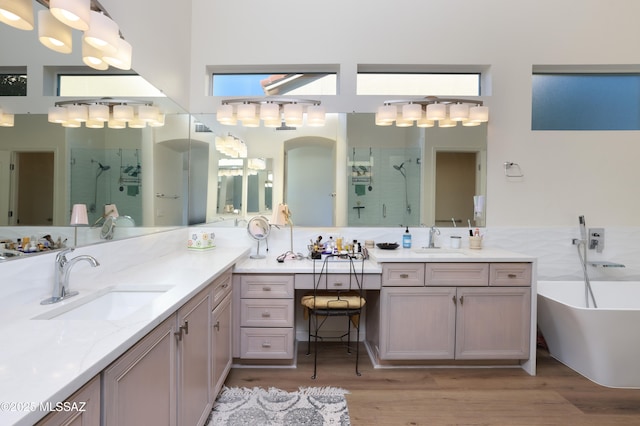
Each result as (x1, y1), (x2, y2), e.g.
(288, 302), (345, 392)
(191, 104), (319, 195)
(98, 163), (111, 171)
(393, 163), (404, 171)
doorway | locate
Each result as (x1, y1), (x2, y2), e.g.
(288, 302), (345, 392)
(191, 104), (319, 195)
(435, 151), (477, 227)
(11, 151), (55, 225)
(284, 138), (335, 227)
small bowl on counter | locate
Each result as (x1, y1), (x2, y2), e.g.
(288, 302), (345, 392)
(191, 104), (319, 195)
(376, 242), (399, 250)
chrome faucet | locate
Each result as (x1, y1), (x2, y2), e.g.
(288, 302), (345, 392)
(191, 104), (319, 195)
(41, 248), (100, 305)
(426, 226), (440, 248)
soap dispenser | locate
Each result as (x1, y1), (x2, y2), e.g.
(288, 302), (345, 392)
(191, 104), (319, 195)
(403, 226), (412, 248)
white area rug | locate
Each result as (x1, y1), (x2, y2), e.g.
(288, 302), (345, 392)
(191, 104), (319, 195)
(209, 386), (351, 426)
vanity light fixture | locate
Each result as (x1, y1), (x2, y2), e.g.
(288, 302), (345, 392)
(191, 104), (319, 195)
(0, 1), (131, 70)
(215, 134), (247, 158)
(48, 98), (164, 129)
(375, 96), (488, 127)
(217, 97), (325, 128)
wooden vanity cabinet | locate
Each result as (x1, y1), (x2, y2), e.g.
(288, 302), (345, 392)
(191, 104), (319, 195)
(233, 274), (295, 360)
(102, 268), (234, 426)
(373, 262), (531, 362)
(36, 375), (101, 426)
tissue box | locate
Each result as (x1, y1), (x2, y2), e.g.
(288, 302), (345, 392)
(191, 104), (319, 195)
(188, 229), (216, 250)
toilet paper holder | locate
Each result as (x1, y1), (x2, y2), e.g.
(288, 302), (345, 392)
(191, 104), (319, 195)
(504, 161), (524, 178)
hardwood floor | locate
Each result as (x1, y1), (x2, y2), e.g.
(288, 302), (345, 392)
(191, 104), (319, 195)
(223, 343), (640, 425)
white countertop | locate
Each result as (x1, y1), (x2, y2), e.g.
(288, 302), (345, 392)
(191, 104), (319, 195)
(368, 246), (536, 263)
(0, 245), (249, 426)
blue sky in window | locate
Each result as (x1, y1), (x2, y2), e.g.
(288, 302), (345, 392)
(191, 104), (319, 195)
(213, 74), (271, 96)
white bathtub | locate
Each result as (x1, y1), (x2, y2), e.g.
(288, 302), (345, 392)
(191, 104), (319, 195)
(537, 280), (640, 388)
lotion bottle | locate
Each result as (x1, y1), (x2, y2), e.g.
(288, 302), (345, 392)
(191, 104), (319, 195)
(402, 226), (412, 248)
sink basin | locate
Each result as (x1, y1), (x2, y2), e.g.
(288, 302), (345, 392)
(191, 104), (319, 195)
(34, 286), (173, 321)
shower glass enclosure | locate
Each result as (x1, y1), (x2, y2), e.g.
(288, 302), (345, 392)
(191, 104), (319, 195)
(347, 147), (421, 227)
(70, 148), (142, 225)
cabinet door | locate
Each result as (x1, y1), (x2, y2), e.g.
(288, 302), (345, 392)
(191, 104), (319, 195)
(103, 316), (177, 426)
(177, 286), (212, 426)
(379, 287), (456, 359)
(36, 375), (101, 426)
(455, 287), (531, 359)
(212, 293), (232, 399)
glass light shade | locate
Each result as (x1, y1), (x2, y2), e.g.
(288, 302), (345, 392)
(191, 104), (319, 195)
(0, 113), (14, 127)
(82, 39), (108, 70)
(104, 204), (119, 218)
(84, 11), (119, 54)
(469, 105), (489, 122)
(113, 104), (134, 122)
(462, 119), (481, 127)
(263, 119), (280, 128)
(70, 204), (88, 225)
(242, 116), (260, 127)
(283, 103), (303, 127)
(426, 103), (447, 121)
(85, 119), (104, 128)
(260, 102), (280, 121)
(102, 38), (132, 70)
(449, 103), (470, 121)
(395, 117), (413, 127)
(137, 105), (159, 122)
(377, 104), (397, 123)
(416, 117), (435, 128)
(62, 120), (81, 128)
(237, 103), (256, 121)
(67, 104), (88, 122)
(438, 117), (457, 128)
(88, 104), (109, 121)
(128, 118), (146, 128)
(48, 106), (68, 123)
(307, 105), (326, 127)
(108, 118), (126, 129)
(217, 104), (234, 124)
(375, 112), (393, 126)
(148, 112), (165, 127)
(0, 107), (3, 120)
(38, 10), (72, 54)
(402, 103), (422, 121)
(50, 0), (90, 31)
(0, 0), (34, 30)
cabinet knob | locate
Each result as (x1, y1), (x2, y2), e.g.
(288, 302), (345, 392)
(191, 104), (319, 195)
(262, 342), (272, 348)
(507, 273), (517, 279)
(452, 295), (457, 305)
(460, 296), (464, 305)
(262, 311), (271, 318)
(213, 321), (220, 331)
(400, 273), (409, 279)
(263, 286), (272, 291)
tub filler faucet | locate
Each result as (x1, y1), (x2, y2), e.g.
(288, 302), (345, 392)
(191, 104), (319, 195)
(41, 248), (100, 305)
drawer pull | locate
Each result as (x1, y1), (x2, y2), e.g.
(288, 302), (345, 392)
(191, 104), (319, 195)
(459, 295), (464, 305)
(507, 273), (517, 278)
(400, 273), (409, 279)
(262, 342), (272, 348)
(262, 286), (272, 291)
(262, 312), (271, 318)
(333, 282), (343, 287)
(213, 321), (220, 331)
(221, 283), (229, 289)
(452, 295), (457, 304)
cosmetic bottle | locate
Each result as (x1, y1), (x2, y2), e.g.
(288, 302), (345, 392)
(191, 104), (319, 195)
(403, 226), (412, 248)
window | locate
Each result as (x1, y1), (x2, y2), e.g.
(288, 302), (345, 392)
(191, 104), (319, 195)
(356, 73), (480, 96)
(212, 73), (337, 96)
(532, 73), (640, 130)
(0, 74), (27, 96)
(57, 75), (164, 97)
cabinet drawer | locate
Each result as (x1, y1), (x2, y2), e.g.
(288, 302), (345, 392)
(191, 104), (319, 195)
(240, 299), (294, 327)
(489, 263), (532, 287)
(240, 327), (294, 359)
(212, 269), (232, 307)
(240, 275), (294, 298)
(295, 273), (381, 290)
(382, 263), (425, 286)
(425, 263), (489, 286)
